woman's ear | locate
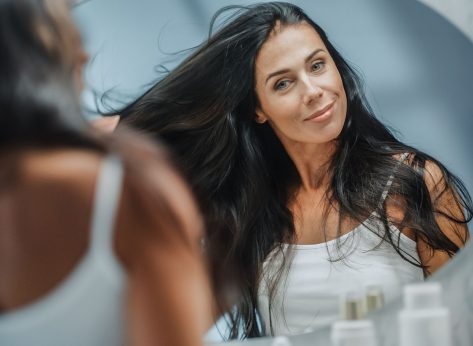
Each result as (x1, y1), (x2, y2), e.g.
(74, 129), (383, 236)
(255, 108), (268, 124)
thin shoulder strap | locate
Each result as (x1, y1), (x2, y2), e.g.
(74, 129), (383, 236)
(88, 155), (125, 280)
(379, 152), (410, 205)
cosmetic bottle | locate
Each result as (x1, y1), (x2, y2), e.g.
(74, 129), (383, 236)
(365, 285), (384, 313)
(331, 291), (378, 346)
(331, 319), (377, 346)
(271, 335), (292, 346)
(399, 282), (452, 346)
(340, 290), (366, 320)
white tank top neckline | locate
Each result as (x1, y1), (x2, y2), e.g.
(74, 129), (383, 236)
(257, 153), (424, 336)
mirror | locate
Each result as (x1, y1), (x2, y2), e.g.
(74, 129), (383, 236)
(73, 0), (472, 343)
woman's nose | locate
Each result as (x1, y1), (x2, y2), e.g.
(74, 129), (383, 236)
(302, 77), (323, 106)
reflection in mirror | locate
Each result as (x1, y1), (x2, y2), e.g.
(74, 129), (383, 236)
(73, 0), (472, 342)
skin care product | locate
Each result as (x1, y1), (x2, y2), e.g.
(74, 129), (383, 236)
(399, 282), (452, 346)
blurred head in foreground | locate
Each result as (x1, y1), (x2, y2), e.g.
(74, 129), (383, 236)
(0, 1), (213, 345)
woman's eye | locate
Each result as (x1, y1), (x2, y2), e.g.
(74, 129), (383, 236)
(275, 80), (290, 91)
(311, 61), (325, 72)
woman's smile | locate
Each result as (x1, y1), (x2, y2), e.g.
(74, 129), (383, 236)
(304, 100), (336, 122)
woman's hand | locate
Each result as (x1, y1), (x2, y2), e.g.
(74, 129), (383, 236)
(91, 115), (120, 132)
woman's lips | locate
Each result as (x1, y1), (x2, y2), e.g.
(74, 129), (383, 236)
(304, 101), (335, 122)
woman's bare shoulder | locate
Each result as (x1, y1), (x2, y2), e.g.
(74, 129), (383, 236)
(18, 148), (102, 182)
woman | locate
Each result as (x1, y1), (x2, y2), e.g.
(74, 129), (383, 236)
(0, 0), (212, 345)
(112, 2), (471, 338)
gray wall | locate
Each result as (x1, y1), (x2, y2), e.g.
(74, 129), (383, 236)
(419, 0), (473, 40)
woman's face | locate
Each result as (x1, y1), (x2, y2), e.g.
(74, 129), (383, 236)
(254, 23), (347, 147)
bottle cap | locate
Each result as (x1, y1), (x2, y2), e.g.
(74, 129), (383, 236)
(366, 285), (384, 312)
(403, 282), (442, 310)
(340, 290), (365, 320)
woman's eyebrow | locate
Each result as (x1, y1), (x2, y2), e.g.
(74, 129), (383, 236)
(265, 48), (326, 85)
(304, 48), (325, 63)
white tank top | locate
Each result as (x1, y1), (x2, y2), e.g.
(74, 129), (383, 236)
(257, 156), (424, 336)
(0, 155), (126, 346)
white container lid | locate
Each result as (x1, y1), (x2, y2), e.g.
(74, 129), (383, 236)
(331, 320), (377, 346)
(403, 282), (442, 310)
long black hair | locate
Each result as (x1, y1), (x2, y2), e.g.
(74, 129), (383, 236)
(117, 2), (472, 338)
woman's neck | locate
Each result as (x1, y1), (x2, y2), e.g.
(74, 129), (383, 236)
(282, 139), (337, 192)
